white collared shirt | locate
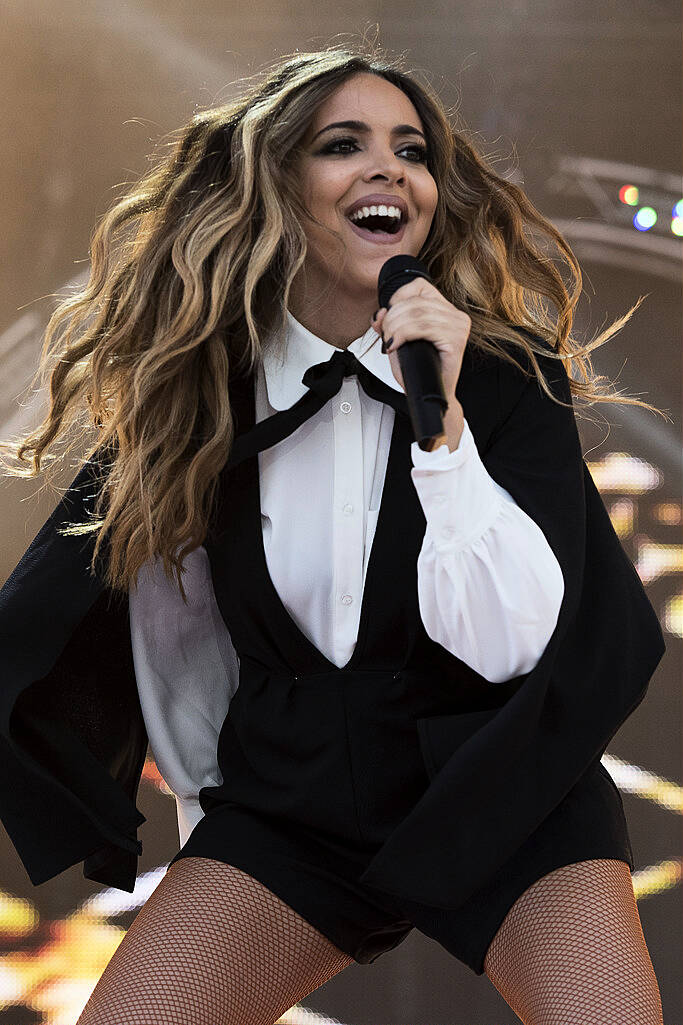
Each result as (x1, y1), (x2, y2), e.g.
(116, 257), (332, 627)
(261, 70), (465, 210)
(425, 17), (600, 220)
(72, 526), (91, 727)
(129, 311), (565, 845)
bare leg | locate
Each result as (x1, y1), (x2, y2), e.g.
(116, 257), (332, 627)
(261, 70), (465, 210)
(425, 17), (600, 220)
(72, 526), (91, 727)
(483, 858), (664, 1025)
(76, 856), (354, 1025)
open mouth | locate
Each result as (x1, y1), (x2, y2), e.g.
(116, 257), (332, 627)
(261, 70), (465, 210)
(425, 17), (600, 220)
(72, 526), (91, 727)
(345, 213), (407, 244)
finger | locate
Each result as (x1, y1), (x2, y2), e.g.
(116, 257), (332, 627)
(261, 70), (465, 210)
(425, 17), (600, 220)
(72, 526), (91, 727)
(383, 296), (450, 317)
(379, 301), (448, 335)
(380, 311), (452, 345)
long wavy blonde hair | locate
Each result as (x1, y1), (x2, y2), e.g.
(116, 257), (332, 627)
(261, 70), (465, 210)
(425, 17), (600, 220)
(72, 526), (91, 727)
(0, 42), (667, 602)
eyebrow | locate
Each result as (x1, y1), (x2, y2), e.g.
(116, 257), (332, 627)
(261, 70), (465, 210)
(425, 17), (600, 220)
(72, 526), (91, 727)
(310, 120), (426, 143)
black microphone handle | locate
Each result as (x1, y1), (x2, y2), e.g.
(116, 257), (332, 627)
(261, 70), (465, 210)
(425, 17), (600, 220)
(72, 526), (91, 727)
(396, 339), (449, 451)
(377, 254), (449, 450)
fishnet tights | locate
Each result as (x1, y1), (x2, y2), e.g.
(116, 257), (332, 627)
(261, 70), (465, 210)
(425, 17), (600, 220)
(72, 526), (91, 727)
(483, 858), (664, 1024)
(75, 856), (354, 1025)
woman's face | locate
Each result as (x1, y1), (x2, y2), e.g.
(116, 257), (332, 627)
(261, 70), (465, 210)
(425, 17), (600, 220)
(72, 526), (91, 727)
(292, 72), (438, 306)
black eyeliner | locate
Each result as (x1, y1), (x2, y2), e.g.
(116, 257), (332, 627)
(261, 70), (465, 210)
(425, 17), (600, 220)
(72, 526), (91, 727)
(319, 137), (428, 161)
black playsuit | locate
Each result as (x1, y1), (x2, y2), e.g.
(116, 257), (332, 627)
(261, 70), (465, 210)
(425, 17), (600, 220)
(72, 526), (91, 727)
(0, 332), (666, 976)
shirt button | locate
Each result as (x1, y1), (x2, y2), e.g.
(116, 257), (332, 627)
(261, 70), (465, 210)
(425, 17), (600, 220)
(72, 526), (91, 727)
(343, 503), (353, 515)
(341, 594), (353, 605)
(340, 401), (352, 413)
(441, 525), (455, 539)
(433, 493), (447, 505)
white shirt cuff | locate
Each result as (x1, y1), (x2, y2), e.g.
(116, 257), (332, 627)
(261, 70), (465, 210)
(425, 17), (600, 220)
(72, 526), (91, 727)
(176, 795), (205, 848)
(410, 417), (506, 552)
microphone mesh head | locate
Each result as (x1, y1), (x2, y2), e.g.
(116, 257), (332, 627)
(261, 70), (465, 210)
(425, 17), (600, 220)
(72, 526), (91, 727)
(378, 255), (432, 309)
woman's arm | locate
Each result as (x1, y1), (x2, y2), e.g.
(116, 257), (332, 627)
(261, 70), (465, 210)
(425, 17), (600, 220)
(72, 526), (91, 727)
(128, 544), (240, 847)
(410, 416), (564, 683)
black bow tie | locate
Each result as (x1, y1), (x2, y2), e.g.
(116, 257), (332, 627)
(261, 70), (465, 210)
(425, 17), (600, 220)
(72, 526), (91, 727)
(226, 346), (409, 469)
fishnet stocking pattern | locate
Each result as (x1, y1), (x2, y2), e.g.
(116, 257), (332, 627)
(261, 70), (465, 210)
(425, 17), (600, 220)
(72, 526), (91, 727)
(75, 856), (354, 1025)
(483, 858), (664, 1024)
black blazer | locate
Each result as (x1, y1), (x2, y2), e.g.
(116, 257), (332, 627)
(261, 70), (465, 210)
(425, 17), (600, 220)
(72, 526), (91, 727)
(0, 333), (666, 905)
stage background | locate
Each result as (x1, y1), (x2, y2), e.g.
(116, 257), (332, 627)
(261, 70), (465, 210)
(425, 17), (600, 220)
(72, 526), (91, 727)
(0, 3), (680, 1022)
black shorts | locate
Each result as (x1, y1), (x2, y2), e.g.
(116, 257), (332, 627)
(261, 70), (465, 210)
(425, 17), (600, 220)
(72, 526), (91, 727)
(168, 758), (633, 975)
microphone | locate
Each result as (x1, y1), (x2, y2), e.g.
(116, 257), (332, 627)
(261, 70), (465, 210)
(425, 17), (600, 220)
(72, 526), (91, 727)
(377, 254), (449, 451)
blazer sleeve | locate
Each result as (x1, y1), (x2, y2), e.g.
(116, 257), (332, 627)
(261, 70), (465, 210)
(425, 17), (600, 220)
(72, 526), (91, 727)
(0, 448), (148, 892)
(359, 332), (666, 909)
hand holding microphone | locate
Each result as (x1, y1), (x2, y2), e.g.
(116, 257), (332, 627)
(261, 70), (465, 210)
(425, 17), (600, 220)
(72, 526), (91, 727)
(372, 254), (471, 450)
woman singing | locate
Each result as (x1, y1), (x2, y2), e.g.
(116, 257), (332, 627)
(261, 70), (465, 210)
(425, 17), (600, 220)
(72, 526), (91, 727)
(0, 43), (667, 1025)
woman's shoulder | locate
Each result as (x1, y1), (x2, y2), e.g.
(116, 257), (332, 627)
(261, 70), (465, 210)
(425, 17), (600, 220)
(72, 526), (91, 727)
(461, 325), (571, 442)
(465, 323), (560, 390)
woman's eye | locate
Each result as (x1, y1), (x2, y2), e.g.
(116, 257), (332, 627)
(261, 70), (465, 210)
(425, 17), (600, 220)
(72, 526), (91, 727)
(321, 137), (428, 163)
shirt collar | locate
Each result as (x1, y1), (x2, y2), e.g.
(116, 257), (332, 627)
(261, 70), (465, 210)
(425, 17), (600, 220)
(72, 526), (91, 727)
(261, 309), (404, 411)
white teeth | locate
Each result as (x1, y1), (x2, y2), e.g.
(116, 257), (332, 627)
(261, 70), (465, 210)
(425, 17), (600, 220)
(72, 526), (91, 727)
(349, 204), (403, 225)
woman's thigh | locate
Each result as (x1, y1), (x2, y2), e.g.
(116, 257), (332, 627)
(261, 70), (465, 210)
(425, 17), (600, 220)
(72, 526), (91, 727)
(483, 857), (664, 1025)
(76, 855), (355, 1025)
